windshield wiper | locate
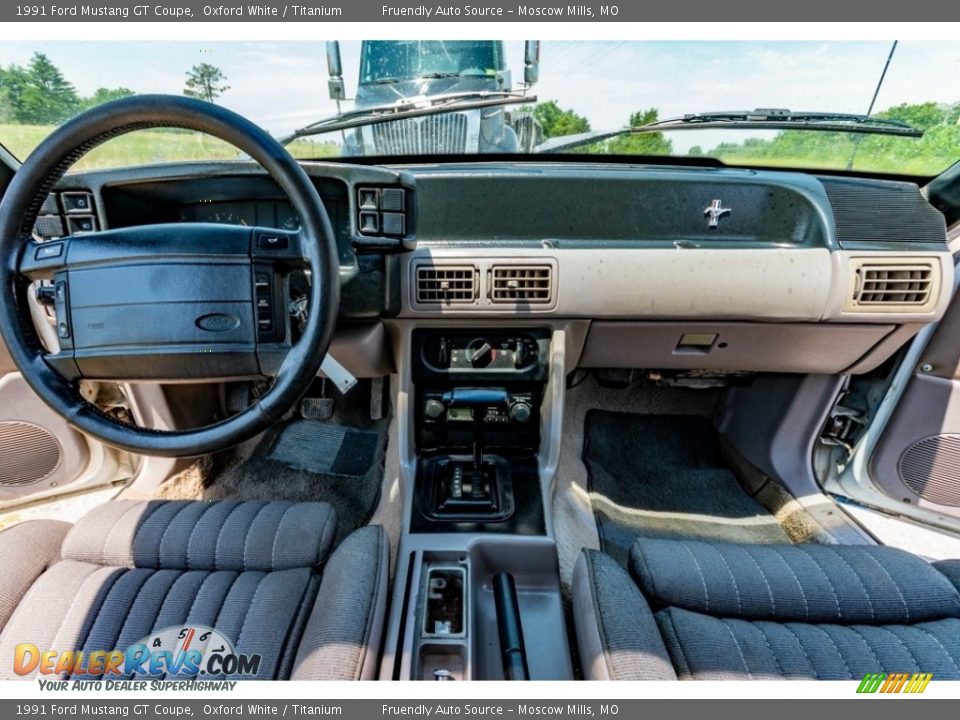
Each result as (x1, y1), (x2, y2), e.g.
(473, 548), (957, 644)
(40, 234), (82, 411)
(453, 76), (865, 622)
(280, 91), (534, 145)
(537, 108), (923, 153)
(650, 109), (923, 133)
(414, 72), (464, 79)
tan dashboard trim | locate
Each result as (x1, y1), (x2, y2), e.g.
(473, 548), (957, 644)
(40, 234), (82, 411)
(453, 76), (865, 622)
(402, 247), (833, 320)
(401, 247), (953, 325)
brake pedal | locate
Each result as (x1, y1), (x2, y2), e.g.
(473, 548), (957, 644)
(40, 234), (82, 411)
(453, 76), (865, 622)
(301, 397), (335, 421)
(301, 379), (335, 420)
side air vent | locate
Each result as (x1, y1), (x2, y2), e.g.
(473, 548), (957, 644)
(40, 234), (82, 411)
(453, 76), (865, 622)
(415, 264), (478, 304)
(856, 264), (932, 305)
(489, 265), (553, 304)
(845, 258), (939, 313)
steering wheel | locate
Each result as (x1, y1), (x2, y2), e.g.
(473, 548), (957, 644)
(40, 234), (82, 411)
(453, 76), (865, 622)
(0, 95), (340, 457)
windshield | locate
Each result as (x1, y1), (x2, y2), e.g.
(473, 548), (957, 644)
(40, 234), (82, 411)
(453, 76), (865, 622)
(1, 40), (958, 176)
(359, 40), (502, 84)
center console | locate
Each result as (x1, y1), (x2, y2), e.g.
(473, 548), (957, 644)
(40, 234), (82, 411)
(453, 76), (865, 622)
(381, 326), (573, 681)
(411, 329), (550, 534)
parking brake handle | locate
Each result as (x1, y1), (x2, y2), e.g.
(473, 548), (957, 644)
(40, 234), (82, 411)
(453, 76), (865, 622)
(493, 572), (530, 681)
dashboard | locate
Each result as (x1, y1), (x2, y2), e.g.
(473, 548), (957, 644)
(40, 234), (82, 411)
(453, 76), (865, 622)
(35, 158), (954, 376)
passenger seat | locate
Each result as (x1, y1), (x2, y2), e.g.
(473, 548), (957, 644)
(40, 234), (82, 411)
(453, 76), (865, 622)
(573, 537), (960, 680)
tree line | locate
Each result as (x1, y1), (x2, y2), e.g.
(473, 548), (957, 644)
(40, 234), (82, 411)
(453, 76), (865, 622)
(2, 51), (957, 173)
(531, 100), (672, 155)
(0, 52), (228, 125)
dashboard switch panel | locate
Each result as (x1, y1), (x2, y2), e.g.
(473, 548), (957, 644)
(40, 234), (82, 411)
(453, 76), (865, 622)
(356, 185), (409, 238)
(253, 266), (276, 340)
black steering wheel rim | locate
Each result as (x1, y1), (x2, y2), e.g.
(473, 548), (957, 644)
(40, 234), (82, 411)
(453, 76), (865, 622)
(0, 94), (340, 457)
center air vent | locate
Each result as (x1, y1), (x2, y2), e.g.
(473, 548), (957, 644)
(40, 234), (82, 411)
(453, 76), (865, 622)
(489, 265), (553, 304)
(415, 265), (478, 304)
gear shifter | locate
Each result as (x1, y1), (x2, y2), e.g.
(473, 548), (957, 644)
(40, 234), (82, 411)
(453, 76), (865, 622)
(440, 387), (509, 469)
(417, 387), (514, 522)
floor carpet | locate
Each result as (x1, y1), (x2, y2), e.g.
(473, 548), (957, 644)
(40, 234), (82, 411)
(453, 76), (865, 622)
(584, 410), (791, 565)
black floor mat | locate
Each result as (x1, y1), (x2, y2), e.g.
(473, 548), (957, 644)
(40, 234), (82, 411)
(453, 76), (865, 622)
(269, 422), (381, 477)
(216, 418), (388, 545)
(584, 411), (790, 566)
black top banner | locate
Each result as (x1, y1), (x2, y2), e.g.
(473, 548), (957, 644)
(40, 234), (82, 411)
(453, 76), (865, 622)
(2, 0), (956, 22)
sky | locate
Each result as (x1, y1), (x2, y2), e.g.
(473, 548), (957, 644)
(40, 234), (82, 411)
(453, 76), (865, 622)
(1, 40), (958, 152)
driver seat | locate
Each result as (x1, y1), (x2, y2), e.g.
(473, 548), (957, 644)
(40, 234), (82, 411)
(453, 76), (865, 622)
(0, 500), (388, 680)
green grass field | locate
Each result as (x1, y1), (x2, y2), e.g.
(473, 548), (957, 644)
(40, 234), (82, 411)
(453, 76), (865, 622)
(0, 124), (339, 170)
(712, 151), (947, 176)
(2, 122), (952, 176)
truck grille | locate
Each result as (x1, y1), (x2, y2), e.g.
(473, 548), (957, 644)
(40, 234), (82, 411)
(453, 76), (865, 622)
(371, 112), (471, 154)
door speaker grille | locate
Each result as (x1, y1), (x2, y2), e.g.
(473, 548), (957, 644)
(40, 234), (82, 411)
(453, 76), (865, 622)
(0, 421), (62, 486)
(899, 435), (960, 507)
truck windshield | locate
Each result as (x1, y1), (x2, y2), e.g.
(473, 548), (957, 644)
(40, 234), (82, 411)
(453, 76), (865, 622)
(359, 41), (501, 84)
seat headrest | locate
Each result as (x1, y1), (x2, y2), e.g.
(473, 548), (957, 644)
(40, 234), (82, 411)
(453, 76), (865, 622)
(630, 536), (960, 624)
(62, 500), (336, 572)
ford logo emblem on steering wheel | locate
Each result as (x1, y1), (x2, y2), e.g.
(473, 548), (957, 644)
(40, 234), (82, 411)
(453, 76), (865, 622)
(196, 313), (241, 332)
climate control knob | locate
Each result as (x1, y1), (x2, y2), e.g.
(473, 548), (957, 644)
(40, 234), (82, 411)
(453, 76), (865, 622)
(509, 401), (533, 424)
(468, 340), (493, 368)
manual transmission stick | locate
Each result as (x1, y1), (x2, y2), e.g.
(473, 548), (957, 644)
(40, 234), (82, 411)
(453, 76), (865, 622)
(440, 387), (509, 469)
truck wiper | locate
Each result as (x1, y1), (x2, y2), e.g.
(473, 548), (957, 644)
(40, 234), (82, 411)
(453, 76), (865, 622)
(414, 72), (464, 79)
(537, 108), (923, 153)
(279, 91), (535, 145)
(363, 76), (402, 85)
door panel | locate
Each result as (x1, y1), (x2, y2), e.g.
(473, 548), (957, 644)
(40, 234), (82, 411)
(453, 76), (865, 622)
(870, 258), (960, 519)
(0, 372), (91, 501)
(870, 373), (960, 513)
(0, 154), (122, 508)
